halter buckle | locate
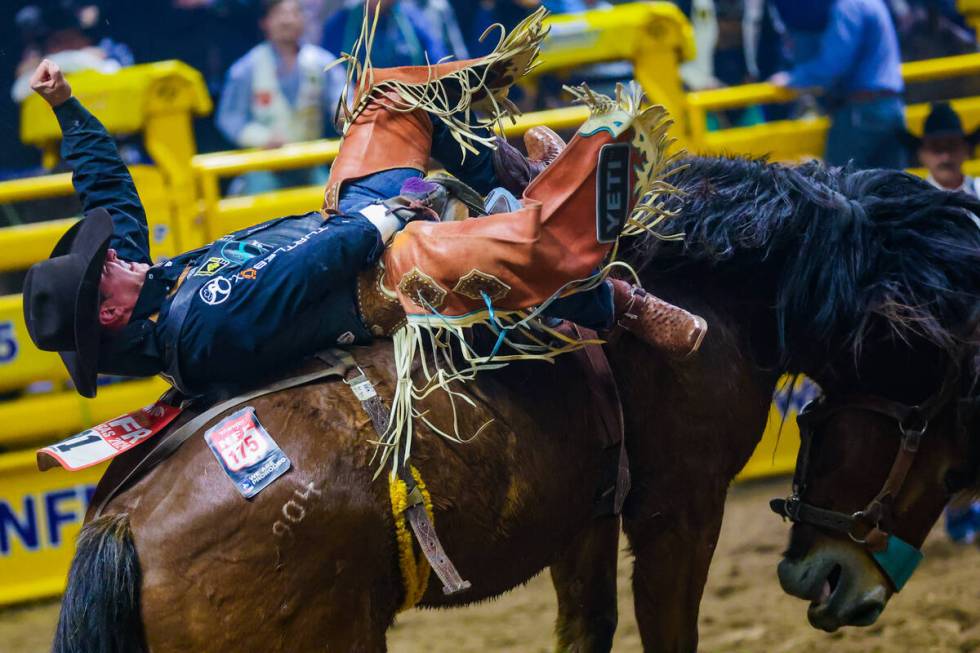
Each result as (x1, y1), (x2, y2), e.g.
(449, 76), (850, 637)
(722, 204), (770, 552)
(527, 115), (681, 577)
(847, 511), (877, 544)
(783, 494), (802, 521)
(899, 410), (927, 452)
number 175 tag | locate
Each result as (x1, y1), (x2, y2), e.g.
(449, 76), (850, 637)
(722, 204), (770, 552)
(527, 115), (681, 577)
(204, 407), (290, 499)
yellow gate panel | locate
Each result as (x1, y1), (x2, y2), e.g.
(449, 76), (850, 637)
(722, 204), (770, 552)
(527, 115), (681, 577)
(0, 451), (106, 606)
(736, 376), (818, 481)
(0, 294), (65, 393)
(0, 378), (168, 450)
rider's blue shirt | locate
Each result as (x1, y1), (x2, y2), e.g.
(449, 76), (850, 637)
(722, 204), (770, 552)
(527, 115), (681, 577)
(55, 98), (381, 395)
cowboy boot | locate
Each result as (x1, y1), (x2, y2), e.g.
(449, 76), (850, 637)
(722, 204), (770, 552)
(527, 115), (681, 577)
(323, 8), (548, 211)
(492, 126), (566, 196)
(607, 278), (707, 357)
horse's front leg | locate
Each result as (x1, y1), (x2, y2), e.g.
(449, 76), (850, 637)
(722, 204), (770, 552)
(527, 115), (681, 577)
(549, 515), (620, 653)
(622, 491), (726, 653)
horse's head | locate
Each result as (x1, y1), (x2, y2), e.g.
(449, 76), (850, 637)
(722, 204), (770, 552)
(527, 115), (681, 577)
(633, 158), (980, 631)
(763, 165), (980, 632)
(773, 339), (979, 632)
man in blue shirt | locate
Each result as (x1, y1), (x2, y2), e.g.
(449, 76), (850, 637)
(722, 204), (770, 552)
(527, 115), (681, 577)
(322, 0), (448, 69)
(770, 0), (908, 169)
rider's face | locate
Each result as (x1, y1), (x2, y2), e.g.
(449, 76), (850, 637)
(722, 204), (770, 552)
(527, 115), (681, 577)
(98, 249), (149, 331)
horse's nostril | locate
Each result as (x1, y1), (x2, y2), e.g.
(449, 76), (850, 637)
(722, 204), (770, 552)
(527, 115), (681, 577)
(848, 600), (885, 627)
(827, 563), (842, 594)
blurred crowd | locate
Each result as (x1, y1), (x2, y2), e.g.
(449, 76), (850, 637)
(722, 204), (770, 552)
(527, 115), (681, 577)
(0, 0), (978, 185)
(680, 0), (979, 170)
(0, 0), (612, 184)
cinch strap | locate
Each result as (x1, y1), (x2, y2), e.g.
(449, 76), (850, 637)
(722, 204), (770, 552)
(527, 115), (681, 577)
(388, 465), (434, 611)
(94, 349), (357, 517)
(343, 366), (471, 598)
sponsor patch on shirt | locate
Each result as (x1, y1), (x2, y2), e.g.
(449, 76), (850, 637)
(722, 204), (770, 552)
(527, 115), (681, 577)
(205, 407), (291, 498)
(199, 276), (232, 305)
(37, 401), (182, 471)
(194, 256), (232, 277)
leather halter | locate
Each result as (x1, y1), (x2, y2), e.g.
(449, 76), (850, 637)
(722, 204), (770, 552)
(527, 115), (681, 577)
(770, 370), (962, 591)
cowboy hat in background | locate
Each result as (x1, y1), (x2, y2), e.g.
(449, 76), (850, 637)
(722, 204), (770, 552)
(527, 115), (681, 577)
(903, 101), (980, 152)
(904, 102), (980, 196)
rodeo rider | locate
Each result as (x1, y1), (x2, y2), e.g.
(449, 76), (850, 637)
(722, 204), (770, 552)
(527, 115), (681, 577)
(22, 53), (699, 400)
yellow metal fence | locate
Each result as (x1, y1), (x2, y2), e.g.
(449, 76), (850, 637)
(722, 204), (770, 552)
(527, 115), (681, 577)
(686, 52), (980, 160)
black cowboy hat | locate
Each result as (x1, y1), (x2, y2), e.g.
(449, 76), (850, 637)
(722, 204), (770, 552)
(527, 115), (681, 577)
(903, 102), (980, 150)
(22, 209), (113, 398)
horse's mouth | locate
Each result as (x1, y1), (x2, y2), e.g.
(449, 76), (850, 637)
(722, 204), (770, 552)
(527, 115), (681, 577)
(805, 562), (887, 631)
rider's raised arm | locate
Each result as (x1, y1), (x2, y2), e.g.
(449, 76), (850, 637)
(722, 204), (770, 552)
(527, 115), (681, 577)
(33, 59), (152, 265)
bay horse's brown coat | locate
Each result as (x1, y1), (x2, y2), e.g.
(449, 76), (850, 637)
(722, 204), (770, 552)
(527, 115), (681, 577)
(93, 272), (780, 652)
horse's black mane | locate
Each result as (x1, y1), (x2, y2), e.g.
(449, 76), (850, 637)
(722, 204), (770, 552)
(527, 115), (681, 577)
(632, 156), (980, 372)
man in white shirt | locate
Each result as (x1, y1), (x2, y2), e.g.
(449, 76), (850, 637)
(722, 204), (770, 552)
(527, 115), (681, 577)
(912, 102), (980, 197)
(217, 0), (345, 194)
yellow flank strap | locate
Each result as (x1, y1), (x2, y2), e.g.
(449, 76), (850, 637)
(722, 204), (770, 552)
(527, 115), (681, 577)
(388, 466), (434, 612)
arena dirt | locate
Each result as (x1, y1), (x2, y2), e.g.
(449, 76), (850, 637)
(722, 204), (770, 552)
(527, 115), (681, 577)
(3, 477), (978, 652)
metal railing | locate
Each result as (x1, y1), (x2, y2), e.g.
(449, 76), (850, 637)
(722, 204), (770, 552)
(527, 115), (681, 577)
(191, 105), (592, 235)
(686, 52), (980, 159)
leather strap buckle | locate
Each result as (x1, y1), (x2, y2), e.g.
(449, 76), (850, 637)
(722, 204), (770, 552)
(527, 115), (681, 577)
(847, 511), (878, 544)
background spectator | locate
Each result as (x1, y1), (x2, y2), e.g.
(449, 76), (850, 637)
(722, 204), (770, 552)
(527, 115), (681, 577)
(770, 0), (908, 169)
(907, 101), (980, 194)
(409, 0), (469, 59)
(321, 0), (448, 68)
(674, 0), (772, 126)
(300, 0), (347, 46)
(11, 2), (131, 103)
(541, 0), (587, 10)
(98, 0), (262, 153)
(451, 1), (537, 58)
(217, 0), (345, 194)
(678, 0), (720, 91)
(743, 0), (786, 83)
(890, 0), (980, 102)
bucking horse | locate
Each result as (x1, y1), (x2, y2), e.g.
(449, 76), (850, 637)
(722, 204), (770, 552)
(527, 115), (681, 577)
(52, 154), (979, 651)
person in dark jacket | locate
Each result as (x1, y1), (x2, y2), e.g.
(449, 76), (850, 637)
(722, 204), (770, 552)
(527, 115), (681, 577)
(321, 0), (448, 69)
(23, 57), (691, 399)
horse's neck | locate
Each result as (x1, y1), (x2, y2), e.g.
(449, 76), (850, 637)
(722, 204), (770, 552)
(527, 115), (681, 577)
(608, 273), (782, 479)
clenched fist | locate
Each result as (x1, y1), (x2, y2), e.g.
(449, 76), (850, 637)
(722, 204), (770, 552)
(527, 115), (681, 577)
(30, 59), (72, 107)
